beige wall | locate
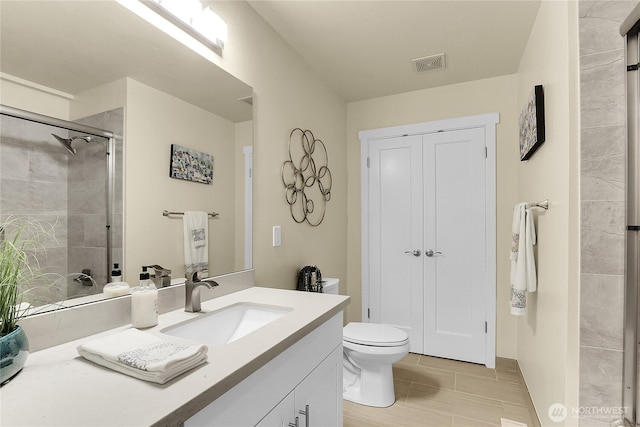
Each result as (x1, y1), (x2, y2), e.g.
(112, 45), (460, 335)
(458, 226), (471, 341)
(0, 78), (71, 119)
(124, 78), (238, 282)
(69, 78), (127, 121)
(346, 74), (520, 358)
(210, 1), (348, 290)
(515, 1), (580, 424)
(234, 120), (253, 272)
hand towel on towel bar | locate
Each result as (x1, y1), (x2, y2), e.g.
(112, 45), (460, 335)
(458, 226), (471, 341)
(183, 211), (209, 280)
(510, 202), (537, 315)
(77, 329), (208, 384)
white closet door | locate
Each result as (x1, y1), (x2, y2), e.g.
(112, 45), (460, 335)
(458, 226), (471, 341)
(369, 135), (424, 353)
(423, 128), (487, 364)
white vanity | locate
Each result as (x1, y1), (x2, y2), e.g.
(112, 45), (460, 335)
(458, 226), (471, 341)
(0, 285), (349, 426)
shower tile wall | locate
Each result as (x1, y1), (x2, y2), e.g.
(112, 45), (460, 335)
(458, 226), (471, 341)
(0, 107), (123, 304)
(579, 1), (638, 424)
(67, 108), (124, 296)
(0, 115), (69, 304)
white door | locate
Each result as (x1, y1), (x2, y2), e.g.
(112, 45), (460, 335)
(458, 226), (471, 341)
(367, 127), (489, 364)
(368, 135), (424, 352)
(422, 128), (487, 364)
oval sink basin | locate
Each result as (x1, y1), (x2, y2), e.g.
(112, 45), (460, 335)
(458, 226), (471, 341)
(161, 303), (292, 345)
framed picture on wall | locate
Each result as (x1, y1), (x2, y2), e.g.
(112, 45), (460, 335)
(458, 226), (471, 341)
(519, 85), (545, 161)
(169, 144), (214, 184)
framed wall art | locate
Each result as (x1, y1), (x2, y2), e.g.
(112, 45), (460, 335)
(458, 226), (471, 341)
(519, 85), (545, 161)
(169, 144), (213, 184)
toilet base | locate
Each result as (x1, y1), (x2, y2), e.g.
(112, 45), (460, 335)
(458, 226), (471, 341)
(343, 363), (396, 408)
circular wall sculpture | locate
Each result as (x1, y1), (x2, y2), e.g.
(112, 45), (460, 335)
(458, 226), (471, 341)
(281, 128), (332, 226)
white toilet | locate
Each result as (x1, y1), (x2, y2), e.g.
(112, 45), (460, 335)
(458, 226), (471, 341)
(322, 278), (410, 408)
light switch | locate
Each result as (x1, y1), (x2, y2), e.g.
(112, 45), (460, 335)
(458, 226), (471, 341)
(273, 226), (281, 247)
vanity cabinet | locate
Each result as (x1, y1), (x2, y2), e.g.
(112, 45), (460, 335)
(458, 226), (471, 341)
(185, 313), (343, 427)
(257, 346), (342, 427)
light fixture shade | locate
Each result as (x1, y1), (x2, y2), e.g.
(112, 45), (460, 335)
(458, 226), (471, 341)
(142, 0), (227, 52)
(191, 7), (227, 49)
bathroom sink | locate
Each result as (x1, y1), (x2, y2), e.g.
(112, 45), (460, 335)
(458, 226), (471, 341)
(161, 303), (292, 345)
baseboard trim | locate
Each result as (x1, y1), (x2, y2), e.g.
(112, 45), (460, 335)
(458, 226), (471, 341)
(515, 360), (542, 427)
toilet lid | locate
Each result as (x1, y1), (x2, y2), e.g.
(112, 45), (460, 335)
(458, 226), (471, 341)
(343, 322), (409, 347)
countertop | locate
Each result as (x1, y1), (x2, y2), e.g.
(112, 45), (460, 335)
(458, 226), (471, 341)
(0, 287), (350, 426)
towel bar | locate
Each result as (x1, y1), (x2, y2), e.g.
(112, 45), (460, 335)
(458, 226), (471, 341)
(162, 210), (219, 218)
(530, 200), (549, 210)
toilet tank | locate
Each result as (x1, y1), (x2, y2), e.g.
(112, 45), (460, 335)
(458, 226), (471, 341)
(322, 278), (339, 294)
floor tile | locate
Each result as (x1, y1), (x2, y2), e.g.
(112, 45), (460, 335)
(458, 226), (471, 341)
(343, 354), (537, 427)
(496, 368), (520, 384)
(453, 415), (501, 427)
(394, 364), (455, 390)
(496, 357), (518, 373)
(348, 400), (453, 427)
(455, 373), (527, 405)
(418, 355), (498, 379)
(408, 383), (505, 425)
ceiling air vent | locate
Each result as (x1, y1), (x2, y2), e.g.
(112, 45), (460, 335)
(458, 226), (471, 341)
(412, 53), (446, 73)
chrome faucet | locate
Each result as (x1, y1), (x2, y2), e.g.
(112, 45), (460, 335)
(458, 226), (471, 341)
(146, 264), (172, 288)
(185, 272), (219, 312)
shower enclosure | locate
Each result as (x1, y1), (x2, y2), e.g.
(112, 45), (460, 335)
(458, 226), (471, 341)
(0, 105), (122, 308)
(622, 5), (640, 426)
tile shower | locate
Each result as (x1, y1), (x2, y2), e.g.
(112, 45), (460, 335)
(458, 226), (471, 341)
(0, 107), (123, 306)
(579, 1), (639, 425)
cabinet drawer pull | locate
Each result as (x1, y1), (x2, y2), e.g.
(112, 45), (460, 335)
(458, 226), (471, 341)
(288, 416), (299, 427)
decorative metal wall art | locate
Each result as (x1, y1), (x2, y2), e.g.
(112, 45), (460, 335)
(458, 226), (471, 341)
(281, 128), (332, 226)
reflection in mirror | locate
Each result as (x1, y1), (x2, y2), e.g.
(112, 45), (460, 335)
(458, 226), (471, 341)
(0, 106), (122, 309)
(0, 0), (253, 313)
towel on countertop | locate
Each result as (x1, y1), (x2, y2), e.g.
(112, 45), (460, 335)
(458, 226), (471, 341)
(183, 211), (209, 279)
(510, 202), (537, 315)
(77, 329), (208, 384)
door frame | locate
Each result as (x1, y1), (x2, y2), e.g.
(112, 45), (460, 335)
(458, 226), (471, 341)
(359, 113), (499, 368)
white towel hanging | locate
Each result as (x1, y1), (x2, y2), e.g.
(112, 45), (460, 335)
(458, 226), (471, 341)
(183, 211), (209, 279)
(510, 202), (537, 315)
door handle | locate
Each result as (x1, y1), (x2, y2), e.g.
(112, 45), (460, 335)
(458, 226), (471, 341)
(425, 249), (442, 257)
(404, 250), (421, 257)
(299, 404), (309, 426)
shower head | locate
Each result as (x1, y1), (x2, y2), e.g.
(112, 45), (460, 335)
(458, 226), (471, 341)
(51, 133), (76, 155)
(51, 134), (94, 155)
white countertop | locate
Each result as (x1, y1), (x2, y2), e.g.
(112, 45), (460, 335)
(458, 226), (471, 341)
(0, 287), (350, 427)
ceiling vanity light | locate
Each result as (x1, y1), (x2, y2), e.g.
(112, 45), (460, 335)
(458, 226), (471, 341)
(141, 0), (228, 54)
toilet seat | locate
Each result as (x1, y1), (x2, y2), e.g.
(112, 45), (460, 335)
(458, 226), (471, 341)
(343, 322), (409, 347)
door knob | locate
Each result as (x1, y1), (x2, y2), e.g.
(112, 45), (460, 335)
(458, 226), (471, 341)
(404, 250), (421, 257)
(425, 249), (442, 257)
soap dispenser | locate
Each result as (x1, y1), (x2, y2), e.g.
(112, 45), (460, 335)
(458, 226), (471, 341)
(103, 263), (130, 298)
(111, 263), (122, 282)
(131, 266), (158, 328)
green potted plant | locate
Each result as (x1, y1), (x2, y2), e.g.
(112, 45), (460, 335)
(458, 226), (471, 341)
(0, 216), (57, 385)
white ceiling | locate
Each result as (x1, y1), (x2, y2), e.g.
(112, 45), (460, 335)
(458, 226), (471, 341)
(248, 0), (541, 102)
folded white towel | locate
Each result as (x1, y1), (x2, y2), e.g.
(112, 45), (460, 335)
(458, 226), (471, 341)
(183, 211), (209, 279)
(77, 329), (208, 384)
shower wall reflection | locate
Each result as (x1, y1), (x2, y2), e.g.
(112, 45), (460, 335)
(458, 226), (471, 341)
(0, 108), (123, 306)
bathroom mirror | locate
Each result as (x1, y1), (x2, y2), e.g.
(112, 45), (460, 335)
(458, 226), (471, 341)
(0, 1), (253, 312)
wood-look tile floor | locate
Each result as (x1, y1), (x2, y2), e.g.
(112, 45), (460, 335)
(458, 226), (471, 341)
(343, 353), (537, 427)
